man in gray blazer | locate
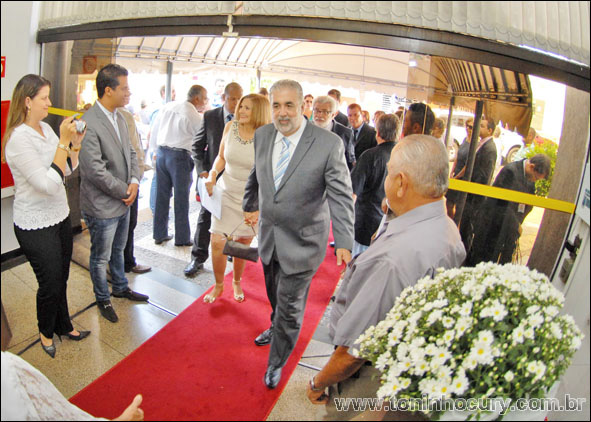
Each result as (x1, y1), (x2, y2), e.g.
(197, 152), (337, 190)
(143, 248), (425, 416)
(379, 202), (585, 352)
(79, 64), (149, 324)
(243, 80), (355, 389)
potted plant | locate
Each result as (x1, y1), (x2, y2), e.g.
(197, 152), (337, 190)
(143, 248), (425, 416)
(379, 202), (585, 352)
(356, 262), (584, 420)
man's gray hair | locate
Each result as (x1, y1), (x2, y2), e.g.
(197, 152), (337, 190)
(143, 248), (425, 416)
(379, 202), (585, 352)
(312, 96), (337, 113)
(376, 114), (400, 143)
(269, 79), (303, 105)
(393, 134), (449, 198)
(187, 85), (206, 101)
(433, 117), (446, 130)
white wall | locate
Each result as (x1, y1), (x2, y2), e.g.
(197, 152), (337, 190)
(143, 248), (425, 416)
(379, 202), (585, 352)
(549, 158), (591, 420)
(1, 1), (41, 101)
(1, 1), (41, 255)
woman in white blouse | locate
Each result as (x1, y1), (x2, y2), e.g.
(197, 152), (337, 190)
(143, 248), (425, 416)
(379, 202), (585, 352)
(1, 74), (89, 358)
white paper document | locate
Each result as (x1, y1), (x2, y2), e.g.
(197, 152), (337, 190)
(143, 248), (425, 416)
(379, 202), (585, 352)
(197, 177), (222, 220)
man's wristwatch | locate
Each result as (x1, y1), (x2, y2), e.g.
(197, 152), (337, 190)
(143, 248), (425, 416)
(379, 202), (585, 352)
(309, 376), (323, 392)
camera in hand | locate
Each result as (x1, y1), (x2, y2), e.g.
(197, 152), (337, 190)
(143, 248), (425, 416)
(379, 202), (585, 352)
(74, 118), (87, 134)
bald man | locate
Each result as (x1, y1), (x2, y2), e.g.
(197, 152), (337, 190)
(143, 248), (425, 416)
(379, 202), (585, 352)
(307, 135), (465, 420)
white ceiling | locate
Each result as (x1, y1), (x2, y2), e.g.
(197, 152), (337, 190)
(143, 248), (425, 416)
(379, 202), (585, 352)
(110, 35), (411, 96)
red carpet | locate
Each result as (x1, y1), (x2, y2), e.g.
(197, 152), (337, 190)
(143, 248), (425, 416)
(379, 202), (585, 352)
(70, 240), (341, 420)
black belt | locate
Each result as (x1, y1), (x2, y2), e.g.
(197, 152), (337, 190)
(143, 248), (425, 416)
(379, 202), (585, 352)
(159, 145), (190, 153)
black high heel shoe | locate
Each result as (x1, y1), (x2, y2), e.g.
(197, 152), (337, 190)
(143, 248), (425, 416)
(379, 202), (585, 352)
(39, 335), (56, 358)
(65, 330), (91, 341)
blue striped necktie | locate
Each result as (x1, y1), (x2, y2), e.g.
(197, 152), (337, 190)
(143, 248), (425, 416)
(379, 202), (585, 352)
(274, 137), (291, 190)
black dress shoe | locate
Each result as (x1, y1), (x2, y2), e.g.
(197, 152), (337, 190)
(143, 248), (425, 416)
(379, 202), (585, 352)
(264, 365), (282, 389)
(39, 335), (56, 358)
(175, 241), (194, 247)
(184, 259), (204, 277)
(98, 300), (119, 323)
(254, 327), (273, 346)
(65, 330), (91, 341)
(112, 288), (149, 302)
(154, 235), (173, 245)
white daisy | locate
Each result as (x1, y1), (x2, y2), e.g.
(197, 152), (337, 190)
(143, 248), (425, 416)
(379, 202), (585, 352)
(571, 336), (582, 350)
(512, 326), (525, 344)
(442, 316), (455, 329)
(470, 341), (494, 365)
(550, 323), (563, 340)
(443, 330), (455, 345)
(427, 310), (443, 326)
(413, 359), (429, 376)
(528, 313), (545, 328)
(462, 356), (478, 370)
(478, 330), (495, 344)
(451, 373), (469, 395)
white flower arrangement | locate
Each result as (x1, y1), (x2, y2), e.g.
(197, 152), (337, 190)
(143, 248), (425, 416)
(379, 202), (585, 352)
(356, 262), (584, 418)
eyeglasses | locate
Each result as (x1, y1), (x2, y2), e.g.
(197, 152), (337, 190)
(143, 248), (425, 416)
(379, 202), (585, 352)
(466, 124), (473, 130)
(313, 109), (332, 115)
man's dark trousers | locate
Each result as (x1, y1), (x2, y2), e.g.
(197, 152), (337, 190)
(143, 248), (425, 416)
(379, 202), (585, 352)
(191, 205), (211, 263)
(263, 250), (316, 368)
(124, 195), (139, 271)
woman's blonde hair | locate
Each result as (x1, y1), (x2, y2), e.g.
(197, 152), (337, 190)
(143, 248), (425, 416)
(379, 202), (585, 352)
(1, 74), (51, 162)
(235, 93), (271, 129)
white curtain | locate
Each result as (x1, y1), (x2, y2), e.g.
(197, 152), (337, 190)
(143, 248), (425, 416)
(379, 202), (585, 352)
(38, 1), (590, 66)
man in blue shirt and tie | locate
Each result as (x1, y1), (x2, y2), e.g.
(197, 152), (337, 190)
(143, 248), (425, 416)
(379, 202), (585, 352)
(347, 103), (377, 161)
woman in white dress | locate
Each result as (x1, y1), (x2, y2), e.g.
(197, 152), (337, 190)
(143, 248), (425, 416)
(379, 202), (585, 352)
(2, 74), (89, 358)
(203, 94), (270, 303)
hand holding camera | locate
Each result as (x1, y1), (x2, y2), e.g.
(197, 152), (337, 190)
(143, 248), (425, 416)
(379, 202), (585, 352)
(74, 117), (87, 134)
(59, 115), (86, 154)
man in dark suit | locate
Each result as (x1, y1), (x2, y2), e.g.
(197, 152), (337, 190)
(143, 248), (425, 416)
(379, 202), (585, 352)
(350, 114), (399, 257)
(347, 103), (377, 160)
(185, 82), (243, 276)
(79, 64), (149, 323)
(459, 117), (498, 255)
(327, 89), (350, 128)
(401, 102), (435, 137)
(311, 95), (355, 169)
(466, 154), (550, 266)
(243, 80), (354, 389)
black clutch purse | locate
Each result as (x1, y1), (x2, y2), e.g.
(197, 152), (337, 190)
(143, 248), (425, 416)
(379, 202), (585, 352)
(222, 223), (259, 262)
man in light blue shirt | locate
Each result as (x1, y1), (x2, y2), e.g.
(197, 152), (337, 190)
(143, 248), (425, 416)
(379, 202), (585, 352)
(152, 85), (207, 246)
(306, 134), (466, 420)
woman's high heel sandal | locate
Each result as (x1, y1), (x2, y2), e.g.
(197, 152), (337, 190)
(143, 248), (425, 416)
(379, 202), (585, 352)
(39, 335), (56, 359)
(203, 283), (224, 303)
(232, 279), (245, 303)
